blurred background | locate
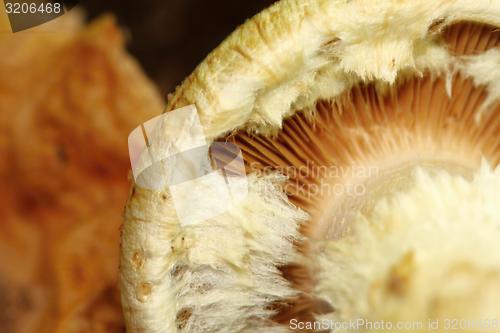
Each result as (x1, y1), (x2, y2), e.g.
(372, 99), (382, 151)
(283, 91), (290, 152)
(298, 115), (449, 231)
(0, 1), (274, 333)
(83, 0), (276, 93)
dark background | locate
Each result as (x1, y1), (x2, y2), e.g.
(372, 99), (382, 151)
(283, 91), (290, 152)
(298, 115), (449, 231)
(80, 0), (276, 94)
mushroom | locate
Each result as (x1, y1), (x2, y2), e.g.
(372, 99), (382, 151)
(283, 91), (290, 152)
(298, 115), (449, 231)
(120, 1), (500, 332)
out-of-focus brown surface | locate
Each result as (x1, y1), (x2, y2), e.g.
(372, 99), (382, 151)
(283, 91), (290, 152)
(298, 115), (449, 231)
(0, 13), (163, 333)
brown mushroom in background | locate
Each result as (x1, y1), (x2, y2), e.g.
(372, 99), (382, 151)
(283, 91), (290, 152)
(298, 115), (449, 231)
(0, 12), (162, 333)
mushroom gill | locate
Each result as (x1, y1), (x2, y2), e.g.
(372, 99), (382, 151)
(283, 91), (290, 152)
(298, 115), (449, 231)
(120, 1), (500, 332)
